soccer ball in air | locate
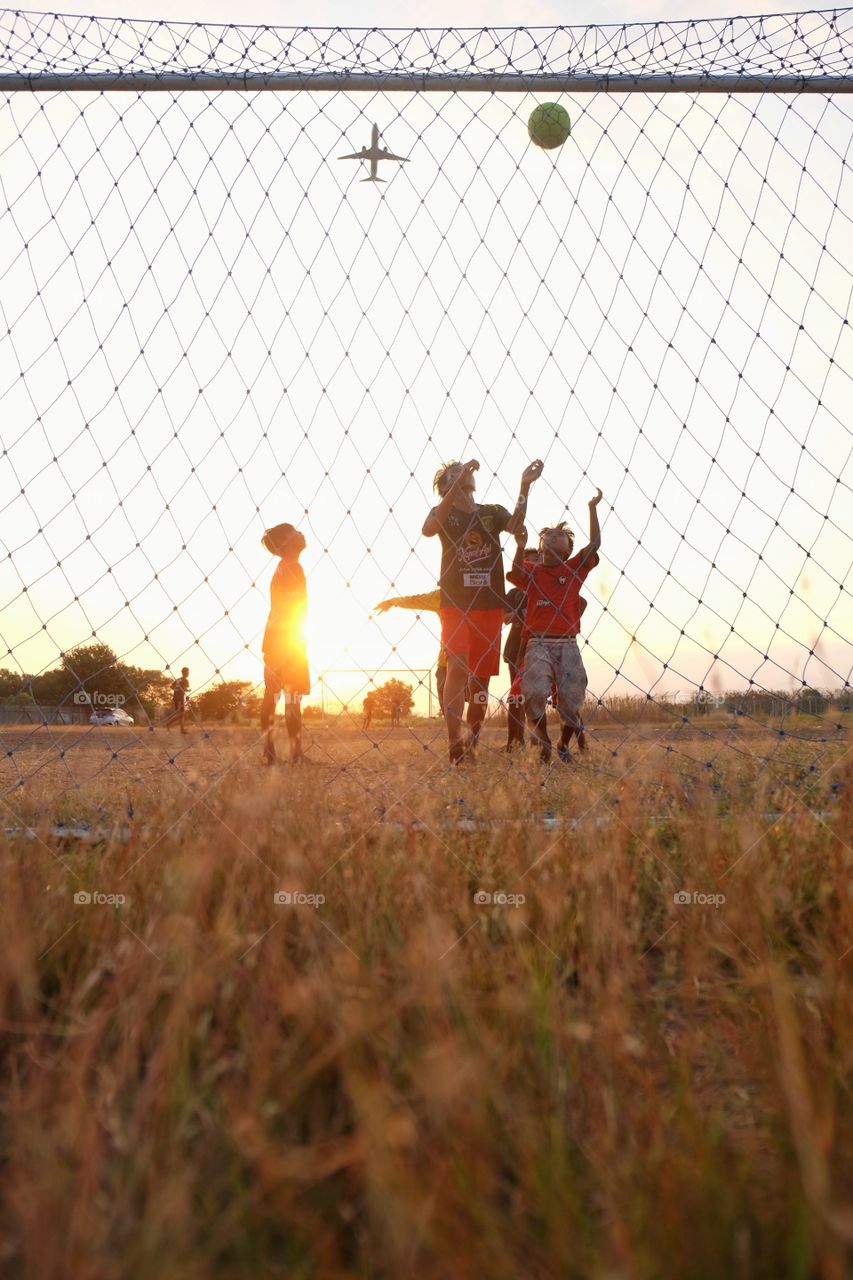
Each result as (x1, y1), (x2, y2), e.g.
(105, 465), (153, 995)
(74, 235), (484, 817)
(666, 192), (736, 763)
(528, 102), (571, 150)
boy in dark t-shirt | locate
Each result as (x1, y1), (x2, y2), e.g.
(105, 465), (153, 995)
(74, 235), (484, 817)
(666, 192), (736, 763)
(422, 456), (543, 763)
(509, 489), (603, 763)
(260, 522), (310, 764)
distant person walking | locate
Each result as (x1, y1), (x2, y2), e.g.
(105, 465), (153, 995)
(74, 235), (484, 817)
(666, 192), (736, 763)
(164, 667), (190, 733)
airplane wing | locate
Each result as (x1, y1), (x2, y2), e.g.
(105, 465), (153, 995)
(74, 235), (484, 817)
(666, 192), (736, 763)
(338, 152), (365, 161)
(382, 152), (409, 163)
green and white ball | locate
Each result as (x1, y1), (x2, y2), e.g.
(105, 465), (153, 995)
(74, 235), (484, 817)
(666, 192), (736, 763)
(528, 102), (571, 150)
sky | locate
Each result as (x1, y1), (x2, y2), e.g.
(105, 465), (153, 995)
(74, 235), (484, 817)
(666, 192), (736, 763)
(0, 3), (851, 715)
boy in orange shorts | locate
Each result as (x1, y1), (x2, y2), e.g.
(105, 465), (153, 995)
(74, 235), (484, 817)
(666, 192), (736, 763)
(422, 457), (543, 764)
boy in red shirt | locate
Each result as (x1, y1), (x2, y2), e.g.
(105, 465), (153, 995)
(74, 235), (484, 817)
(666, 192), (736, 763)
(509, 489), (602, 763)
(422, 456), (543, 764)
(260, 522), (310, 765)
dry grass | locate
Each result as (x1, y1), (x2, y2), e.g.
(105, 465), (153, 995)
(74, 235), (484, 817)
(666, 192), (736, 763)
(1, 721), (852, 1278)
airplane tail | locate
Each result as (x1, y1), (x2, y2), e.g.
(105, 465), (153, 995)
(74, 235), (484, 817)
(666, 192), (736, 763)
(361, 176), (386, 183)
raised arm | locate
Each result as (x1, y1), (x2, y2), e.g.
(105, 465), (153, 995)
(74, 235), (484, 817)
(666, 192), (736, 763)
(506, 459), (543, 536)
(506, 526), (531, 586)
(374, 590), (441, 614)
(575, 488), (603, 567)
(422, 460), (479, 537)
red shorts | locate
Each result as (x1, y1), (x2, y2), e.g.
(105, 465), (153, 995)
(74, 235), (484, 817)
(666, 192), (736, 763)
(440, 607), (503, 679)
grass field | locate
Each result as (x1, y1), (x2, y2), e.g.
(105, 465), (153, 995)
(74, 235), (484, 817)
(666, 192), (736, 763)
(1, 718), (852, 1277)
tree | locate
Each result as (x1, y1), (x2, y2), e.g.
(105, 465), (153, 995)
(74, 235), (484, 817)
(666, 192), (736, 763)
(192, 680), (254, 722)
(24, 644), (171, 719)
(0, 668), (27, 702)
(123, 666), (174, 718)
(61, 641), (127, 701)
(369, 678), (414, 720)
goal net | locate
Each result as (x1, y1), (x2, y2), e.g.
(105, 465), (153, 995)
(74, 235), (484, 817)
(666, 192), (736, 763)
(0, 8), (851, 809)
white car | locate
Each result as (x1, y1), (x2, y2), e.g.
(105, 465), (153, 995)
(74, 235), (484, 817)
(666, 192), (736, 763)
(90, 708), (135, 727)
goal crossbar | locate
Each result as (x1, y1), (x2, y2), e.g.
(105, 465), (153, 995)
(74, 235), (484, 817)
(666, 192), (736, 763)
(1, 72), (851, 93)
(1, 8), (851, 95)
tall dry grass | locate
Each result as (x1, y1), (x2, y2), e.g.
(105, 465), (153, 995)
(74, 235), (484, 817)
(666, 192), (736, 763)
(1, 731), (852, 1278)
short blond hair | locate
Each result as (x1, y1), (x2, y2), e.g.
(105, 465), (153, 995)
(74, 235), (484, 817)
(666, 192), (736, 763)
(433, 460), (462, 496)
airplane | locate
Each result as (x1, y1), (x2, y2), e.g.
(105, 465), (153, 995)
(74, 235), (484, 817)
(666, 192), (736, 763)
(338, 123), (409, 183)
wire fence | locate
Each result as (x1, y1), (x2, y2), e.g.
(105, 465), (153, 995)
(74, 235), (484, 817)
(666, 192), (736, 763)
(0, 8), (851, 817)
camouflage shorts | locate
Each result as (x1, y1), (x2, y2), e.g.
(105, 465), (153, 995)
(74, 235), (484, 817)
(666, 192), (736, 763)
(521, 637), (587, 725)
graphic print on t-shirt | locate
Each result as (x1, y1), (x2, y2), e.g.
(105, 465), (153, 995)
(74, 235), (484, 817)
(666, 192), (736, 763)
(436, 503), (512, 610)
(459, 528), (492, 588)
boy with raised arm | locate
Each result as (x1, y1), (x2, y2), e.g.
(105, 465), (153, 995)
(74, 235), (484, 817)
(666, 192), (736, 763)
(373, 589), (447, 715)
(510, 489), (603, 763)
(422, 457), (543, 764)
(260, 522), (310, 765)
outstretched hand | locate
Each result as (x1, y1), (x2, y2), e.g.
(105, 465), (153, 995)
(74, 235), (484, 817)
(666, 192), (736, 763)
(589, 488), (603, 508)
(374, 599), (393, 613)
(521, 459), (544, 488)
(514, 525), (528, 545)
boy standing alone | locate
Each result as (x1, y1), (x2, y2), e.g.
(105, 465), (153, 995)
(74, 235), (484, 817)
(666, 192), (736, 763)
(260, 522), (310, 765)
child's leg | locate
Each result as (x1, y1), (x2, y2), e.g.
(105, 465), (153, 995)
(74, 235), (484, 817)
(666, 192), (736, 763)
(260, 674), (279, 762)
(284, 692), (303, 761)
(466, 676), (489, 747)
(443, 653), (469, 753)
(522, 641), (554, 761)
(505, 660), (525, 749)
(436, 661), (447, 718)
(555, 642), (588, 761)
(464, 609), (501, 752)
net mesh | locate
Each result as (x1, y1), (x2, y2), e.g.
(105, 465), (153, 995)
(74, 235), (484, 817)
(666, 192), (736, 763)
(0, 8), (851, 821)
(0, 8), (851, 81)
